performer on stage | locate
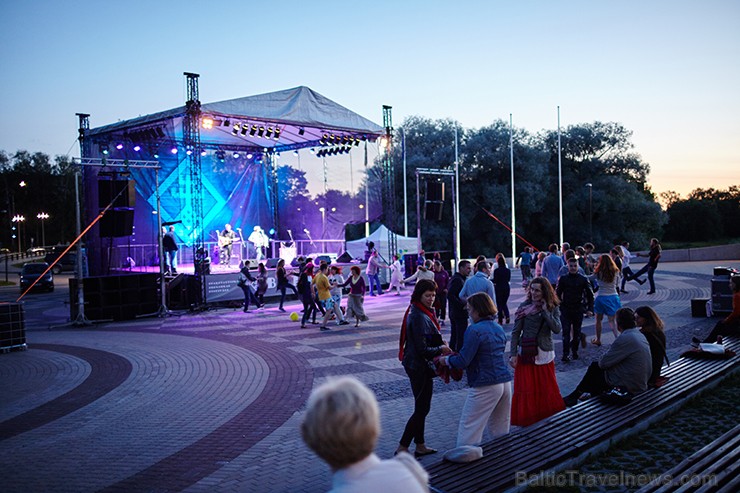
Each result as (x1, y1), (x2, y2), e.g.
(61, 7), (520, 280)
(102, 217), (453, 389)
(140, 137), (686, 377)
(219, 224), (237, 266)
(162, 225), (178, 275)
(248, 225), (269, 262)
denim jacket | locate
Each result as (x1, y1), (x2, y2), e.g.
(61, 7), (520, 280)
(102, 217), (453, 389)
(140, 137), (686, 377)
(448, 318), (512, 387)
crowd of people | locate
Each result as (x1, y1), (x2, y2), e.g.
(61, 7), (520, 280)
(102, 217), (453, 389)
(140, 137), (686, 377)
(293, 240), (740, 490)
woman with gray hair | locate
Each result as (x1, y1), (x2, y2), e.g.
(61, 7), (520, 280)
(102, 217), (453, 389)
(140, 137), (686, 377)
(301, 377), (429, 492)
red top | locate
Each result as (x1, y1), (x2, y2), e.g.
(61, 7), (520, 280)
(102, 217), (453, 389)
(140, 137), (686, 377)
(725, 292), (740, 324)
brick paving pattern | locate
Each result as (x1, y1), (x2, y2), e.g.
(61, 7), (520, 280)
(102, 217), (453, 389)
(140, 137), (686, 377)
(0, 260), (735, 492)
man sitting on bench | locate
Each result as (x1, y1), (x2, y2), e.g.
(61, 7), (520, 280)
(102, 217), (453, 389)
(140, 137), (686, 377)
(563, 307), (652, 407)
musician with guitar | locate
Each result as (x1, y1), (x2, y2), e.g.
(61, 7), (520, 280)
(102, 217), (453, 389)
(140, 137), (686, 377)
(248, 225), (269, 262)
(218, 224), (238, 266)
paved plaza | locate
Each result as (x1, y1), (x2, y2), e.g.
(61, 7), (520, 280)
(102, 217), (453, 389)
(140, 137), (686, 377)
(0, 259), (736, 492)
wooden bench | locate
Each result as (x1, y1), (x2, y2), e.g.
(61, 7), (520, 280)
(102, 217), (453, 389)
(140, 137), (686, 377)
(636, 423), (740, 493)
(427, 337), (740, 493)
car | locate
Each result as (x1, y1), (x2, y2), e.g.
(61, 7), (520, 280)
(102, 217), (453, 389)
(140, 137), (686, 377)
(45, 247), (79, 274)
(27, 247), (46, 255)
(19, 262), (54, 292)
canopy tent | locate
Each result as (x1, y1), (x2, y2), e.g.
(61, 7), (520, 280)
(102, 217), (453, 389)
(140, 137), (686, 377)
(82, 85), (385, 275)
(345, 224), (419, 261)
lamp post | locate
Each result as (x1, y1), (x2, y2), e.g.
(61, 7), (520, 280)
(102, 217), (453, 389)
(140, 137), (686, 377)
(585, 183), (593, 243)
(319, 207), (326, 241)
(37, 212), (49, 248)
(12, 215), (25, 252)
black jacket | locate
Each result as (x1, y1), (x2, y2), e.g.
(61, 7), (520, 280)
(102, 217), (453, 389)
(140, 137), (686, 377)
(556, 272), (594, 313)
(447, 272), (467, 320)
(402, 305), (445, 376)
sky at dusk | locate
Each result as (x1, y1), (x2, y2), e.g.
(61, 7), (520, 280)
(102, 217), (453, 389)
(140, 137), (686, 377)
(1, 0), (738, 199)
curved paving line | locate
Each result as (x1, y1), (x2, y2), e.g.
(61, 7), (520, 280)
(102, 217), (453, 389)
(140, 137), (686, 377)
(100, 328), (314, 493)
(0, 343), (133, 441)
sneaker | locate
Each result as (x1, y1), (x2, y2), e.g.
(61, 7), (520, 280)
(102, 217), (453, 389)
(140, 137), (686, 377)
(647, 290), (655, 295)
(621, 290), (629, 294)
(339, 320), (350, 325)
(561, 355), (571, 362)
(572, 353), (579, 360)
(638, 279), (646, 285)
(279, 307), (286, 312)
(320, 326), (331, 332)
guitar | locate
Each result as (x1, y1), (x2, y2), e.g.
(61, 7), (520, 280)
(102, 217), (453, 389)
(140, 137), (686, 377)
(216, 230), (238, 248)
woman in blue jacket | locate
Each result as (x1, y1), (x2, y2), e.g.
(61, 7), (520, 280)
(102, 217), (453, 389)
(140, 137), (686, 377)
(442, 292), (512, 454)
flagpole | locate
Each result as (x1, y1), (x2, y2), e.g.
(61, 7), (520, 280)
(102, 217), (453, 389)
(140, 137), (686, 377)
(510, 114), (516, 267)
(557, 106), (564, 247)
(454, 126), (461, 267)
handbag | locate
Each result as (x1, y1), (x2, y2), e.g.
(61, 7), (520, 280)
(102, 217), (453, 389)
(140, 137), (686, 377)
(519, 337), (538, 365)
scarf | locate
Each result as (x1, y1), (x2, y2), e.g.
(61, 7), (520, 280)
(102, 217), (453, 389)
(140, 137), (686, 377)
(514, 301), (544, 321)
(398, 301), (441, 361)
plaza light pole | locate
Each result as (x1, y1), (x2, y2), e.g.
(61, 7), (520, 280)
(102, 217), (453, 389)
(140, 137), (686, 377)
(12, 215), (25, 253)
(586, 183), (593, 243)
(37, 212), (49, 248)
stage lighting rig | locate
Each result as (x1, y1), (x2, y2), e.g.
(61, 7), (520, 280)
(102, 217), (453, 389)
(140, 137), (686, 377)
(250, 125), (258, 136)
(265, 127), (273, 139)
(258, 126), (265, 138)
(241, 123), (249, 136)
(232, 124), (240, 136)
(274, 127), (281, 140)
(201, 117), (214, 129)
(298, 127), (305, 136)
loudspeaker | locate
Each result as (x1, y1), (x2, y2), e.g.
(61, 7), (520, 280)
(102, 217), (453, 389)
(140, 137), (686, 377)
(336, 251), (353, 263)
(266, 258), (280, 268)
(99, 208), (134, 237)
(98, 179), (136, 209)
(426, 181), (444, 201)
(424, 201), (444, 221)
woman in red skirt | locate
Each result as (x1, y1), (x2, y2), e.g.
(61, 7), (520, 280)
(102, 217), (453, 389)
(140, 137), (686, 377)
(509, 277), (565, 426)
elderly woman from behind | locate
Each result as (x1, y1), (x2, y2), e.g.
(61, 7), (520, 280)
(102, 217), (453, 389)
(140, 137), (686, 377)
(440, 292), (512, 462)
(301, 377), (429, 492)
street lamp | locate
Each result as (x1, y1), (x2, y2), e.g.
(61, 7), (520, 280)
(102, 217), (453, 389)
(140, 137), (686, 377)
(319, 207), (326, 241)
(585, 183), (593, 242)
(12, 215), (25, 252)
(37, 212), (49, 248)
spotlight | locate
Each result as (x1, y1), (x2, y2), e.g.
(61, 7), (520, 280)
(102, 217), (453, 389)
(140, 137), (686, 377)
(274, 127), (281, 140)
(223, 119), (231, 127)
(133, 145), (141, 152)
(233, 152), (240, 158)
(309, 148), (315, 154)
(100, 144), (109, 155)
(269, 228), (276, 235)
(215, 150), (225, 162)
(170, 147), (178, 154)
(265, 127), (273, 139)
(293, 150), (299, 156)
(200, 149), (207, 156)
(153, 152), (160, 159)
(115, 143), (124, 150)
(250, 125), (257, 136)
(201, 117), (214, 129)
(258, 126), (265, 137)
(186, 149), (193, 156)
(246, 153), (253, 159)
(298, 127), (305, 136)
(232, 124), (240, 136)
(241, 123), (249, 136)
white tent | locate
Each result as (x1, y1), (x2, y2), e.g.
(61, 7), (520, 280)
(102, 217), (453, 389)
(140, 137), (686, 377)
(345, 224), (419, 260)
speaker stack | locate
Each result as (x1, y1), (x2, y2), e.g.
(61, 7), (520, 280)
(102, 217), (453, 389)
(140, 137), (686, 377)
(424, 181), (444, 221)
(0, 303), (26, 353)
(98, 179), (136, 237)
(70, 273), (158, 321)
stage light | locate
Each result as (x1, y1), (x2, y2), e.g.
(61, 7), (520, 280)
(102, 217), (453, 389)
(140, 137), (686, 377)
(232, 124), (240, 136)
(293, 150), (299, 156)
(201, 117), (214, 129)
(309, 148), (315, 154)
(274, 127), (281, 140)
(223, 119), (231, 127)
(115, 143), (124, 150)
(241, 123), (249, 136)
(246, 153), (254, 159)
(250, 125), (257, 136)
(133, 145), (141, 152)
(186, 149), (192, 156)
(170, 147), (178, 154)
(101, 144), (109, 155)
(298, 127), (305, 136)
(265, 127), (273, 139)
(215, 150), (225, 162)
(153, 153), (159, 159)
(200, 149), (207, 156)
(269, 228), (276, 235)
(258, 126), (265, 137)
(233, 152), (240, 158)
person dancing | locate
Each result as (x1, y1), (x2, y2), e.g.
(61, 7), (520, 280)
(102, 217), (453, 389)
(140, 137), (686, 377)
(628, 238), (661, 294)
(395, 279), (451, 458)
(276, 258), (298, 312)
(591, 254), (622, 346)
(509, 277), (564, 427)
